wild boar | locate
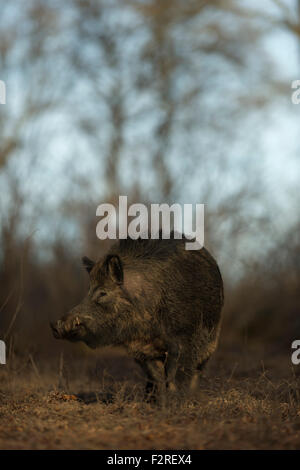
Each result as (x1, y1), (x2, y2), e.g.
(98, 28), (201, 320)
(50, 235), (224, 400)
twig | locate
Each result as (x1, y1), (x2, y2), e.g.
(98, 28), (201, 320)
(29, 354), (40, 379)
(4, 255), (24, 341)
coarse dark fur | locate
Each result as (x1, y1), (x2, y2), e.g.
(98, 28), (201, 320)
(51, 234), (224, 401)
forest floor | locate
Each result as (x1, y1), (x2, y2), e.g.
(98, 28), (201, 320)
(0, 344), (300, 450)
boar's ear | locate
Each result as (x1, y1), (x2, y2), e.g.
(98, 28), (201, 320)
(104, 255), (123, 285)
(82, 256), (95, 274)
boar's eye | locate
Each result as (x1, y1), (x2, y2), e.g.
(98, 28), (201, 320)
(93, 290), (107, 304)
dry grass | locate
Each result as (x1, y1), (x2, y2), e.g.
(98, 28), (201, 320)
(0, 345), (300, 450)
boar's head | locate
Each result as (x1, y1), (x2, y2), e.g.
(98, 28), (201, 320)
(50, 254), (134, 348)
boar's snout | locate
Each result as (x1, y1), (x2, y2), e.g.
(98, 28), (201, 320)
(50, 320), (63, 339)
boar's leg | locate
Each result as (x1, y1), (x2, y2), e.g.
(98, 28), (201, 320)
(174, 349), (198, 395)
(164, 344), (181, 392)
(190, 358), (211, 391)
(135, 359), (166, 403)
(175, 366), (194, 394)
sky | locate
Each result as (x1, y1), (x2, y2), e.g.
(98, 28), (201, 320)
(0, 0), (299, 262)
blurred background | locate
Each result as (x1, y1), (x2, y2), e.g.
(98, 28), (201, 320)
(0, 0), (299, 362)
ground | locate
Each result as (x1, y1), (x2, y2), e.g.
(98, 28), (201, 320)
(0, 344), (300, 450)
